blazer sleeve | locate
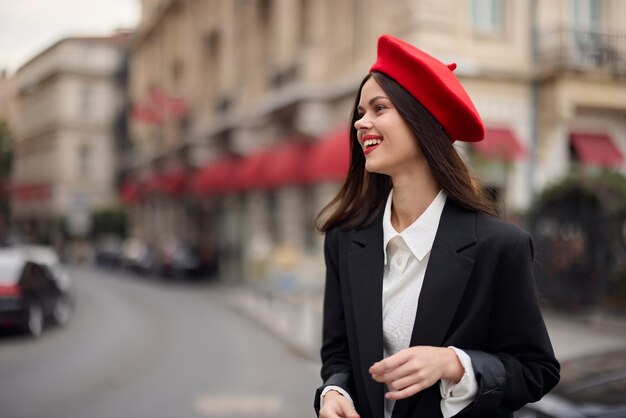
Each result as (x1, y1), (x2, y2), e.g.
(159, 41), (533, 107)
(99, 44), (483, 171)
(314, 229), (356, 415)
(460, 232), (560, 416)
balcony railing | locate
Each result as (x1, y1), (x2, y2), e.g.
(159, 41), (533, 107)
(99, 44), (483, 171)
(538, 26), (626, 76)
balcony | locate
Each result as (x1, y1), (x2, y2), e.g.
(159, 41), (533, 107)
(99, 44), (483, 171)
(538, 26), (626, 76)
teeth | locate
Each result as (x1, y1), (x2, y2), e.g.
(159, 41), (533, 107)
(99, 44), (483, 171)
(364, 139), (382, 147)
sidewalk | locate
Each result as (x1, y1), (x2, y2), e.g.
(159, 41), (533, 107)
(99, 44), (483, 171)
(542, 308), (626, 361)
(224, 283), (323, 361)
(225, 284), (626, 364)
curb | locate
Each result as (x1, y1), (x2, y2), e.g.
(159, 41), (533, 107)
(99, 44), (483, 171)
(223, 285), (323, 361)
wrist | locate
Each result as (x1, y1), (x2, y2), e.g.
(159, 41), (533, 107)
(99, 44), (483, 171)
(322, 389), (343, 401)
(442, 347), (464, 383)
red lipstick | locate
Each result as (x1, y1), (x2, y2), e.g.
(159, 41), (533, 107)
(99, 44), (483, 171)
(362, 134), (383, 155)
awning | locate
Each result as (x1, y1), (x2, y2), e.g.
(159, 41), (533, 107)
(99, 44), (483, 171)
(119, 181), (143, 205)
(232, 150), (274, 191)
(264, 142), (309, 188)
(306, 129), (350, 183)
(142, 169), (188, 196)
(143, 174), (163, 193)
(191, 159), (239, 195)
(159, 169), (187, 195)
(570, 132), (625, 168)
(472, 128), (526, 162)
(9, 183), (51, 202)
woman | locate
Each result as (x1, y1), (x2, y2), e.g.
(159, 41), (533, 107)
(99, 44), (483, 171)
(313, 34), (560, 418)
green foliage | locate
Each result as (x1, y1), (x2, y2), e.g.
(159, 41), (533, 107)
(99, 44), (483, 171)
(528, 171), (626, 220)
(90, 207), (127, 238)
(528, 170), (626, 301)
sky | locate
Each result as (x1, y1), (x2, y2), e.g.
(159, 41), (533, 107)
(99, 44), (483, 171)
(0, 0), (140, 75)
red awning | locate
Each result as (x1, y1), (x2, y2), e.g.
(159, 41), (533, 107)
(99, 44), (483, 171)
(142, 169), (188, 196)
(159, 169), (187, 195)
(570, 132), (625, 168)
(9, 183), (51, 202)
(119, 181), (143, 205)
(192, 159), (239, 195)
(143, 174), (163, 193)
(306, 129), (350, 183)
(232, 150), (274, 191)
(472, 128), (526, 162)
(264, 142), (309, 188)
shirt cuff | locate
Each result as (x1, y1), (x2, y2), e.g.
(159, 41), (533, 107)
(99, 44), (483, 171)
(439, 347), (478, 418)
(320, 385), (354, 409)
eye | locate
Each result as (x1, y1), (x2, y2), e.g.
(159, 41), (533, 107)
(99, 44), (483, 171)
(374, 104), (387, 113)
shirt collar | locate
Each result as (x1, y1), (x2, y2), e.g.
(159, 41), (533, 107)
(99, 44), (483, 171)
(382, 189), (447, 265)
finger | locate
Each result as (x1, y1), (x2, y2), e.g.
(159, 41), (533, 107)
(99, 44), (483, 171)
(386, 373), (422, 391)
(369, 350), (410, 375)
(372, 359), (418, 384)
(385, 382), (425, 400)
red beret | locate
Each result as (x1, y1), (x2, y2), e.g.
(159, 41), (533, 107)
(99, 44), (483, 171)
(370, 34), (484, 142)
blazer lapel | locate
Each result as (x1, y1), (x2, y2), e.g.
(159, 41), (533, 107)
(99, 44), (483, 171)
(347, 213), (385, 418)
(392, 200), (477, 417)
(409, 200), (476, 347)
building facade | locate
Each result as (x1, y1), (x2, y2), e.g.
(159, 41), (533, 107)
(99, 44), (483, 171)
(126, 0), (626, 284)
(12, 32), (131, 243)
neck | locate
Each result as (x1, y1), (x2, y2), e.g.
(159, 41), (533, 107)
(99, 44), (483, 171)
(390, 167), (440, 232)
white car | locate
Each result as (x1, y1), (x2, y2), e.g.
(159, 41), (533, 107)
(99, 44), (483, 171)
(0, 246), (74, 337)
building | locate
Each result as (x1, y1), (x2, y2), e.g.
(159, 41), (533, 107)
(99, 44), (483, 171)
(11, 32), (131, 244)
(126, 0), (626, 284)
(0, 70), (18, 238)
(0, 70), (18, 128)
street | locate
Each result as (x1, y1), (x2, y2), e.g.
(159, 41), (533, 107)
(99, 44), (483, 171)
(0, 266), (320, 418)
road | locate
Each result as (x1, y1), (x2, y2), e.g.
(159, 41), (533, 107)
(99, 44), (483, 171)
(2, 265), (626, 418)
(0, 266), (321, 418)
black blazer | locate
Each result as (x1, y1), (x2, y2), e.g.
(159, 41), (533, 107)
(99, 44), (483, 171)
(314, 199), (560, 418)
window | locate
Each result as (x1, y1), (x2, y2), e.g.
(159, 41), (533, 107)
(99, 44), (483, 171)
(570, 0), (606, 67)
(77, 144), (91, 177)
(202, 30), (221, 106)
(469, 0), (503, 34)
(79, 85), (93, 118)
(571, 0), (599, 29)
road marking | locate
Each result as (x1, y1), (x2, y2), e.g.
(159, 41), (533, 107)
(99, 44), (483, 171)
(193, 394), (283, 416)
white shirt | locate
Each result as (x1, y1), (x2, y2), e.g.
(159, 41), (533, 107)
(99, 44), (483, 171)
(322, 190), (477, 418)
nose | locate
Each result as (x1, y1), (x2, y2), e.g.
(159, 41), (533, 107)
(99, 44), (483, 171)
(354, 114), (372, 131)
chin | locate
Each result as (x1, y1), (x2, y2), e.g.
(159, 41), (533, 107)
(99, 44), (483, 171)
(364, 160), (390, 176)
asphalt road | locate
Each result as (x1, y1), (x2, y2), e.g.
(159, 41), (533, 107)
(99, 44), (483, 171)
(0, 266), (321, 418)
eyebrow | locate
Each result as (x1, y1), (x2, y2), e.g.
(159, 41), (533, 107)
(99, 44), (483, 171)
(357, 95), (390, 111)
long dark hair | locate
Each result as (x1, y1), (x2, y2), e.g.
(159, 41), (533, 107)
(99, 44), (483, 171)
(316, 71), (497, 232)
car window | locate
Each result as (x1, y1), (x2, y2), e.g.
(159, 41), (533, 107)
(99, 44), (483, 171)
(0, 258), (24, 284)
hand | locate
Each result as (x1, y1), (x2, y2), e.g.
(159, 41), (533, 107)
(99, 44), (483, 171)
(369, 346), (463, 401)
(319, 390), (360, 418)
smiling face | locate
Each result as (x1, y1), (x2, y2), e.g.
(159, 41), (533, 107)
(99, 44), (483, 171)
(354, 77), (424, 177)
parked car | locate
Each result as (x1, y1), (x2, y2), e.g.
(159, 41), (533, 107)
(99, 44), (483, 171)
(0, 246), (74, 337)
(94, 234), (124, 267)
(515, 348), (626, 418)
(159, 240), (204, 279)
(121, 237), (159, 275)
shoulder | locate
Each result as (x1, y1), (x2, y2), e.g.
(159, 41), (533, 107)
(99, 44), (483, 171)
(474, 211), (532, 252)
(323, 227), (353, 252)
